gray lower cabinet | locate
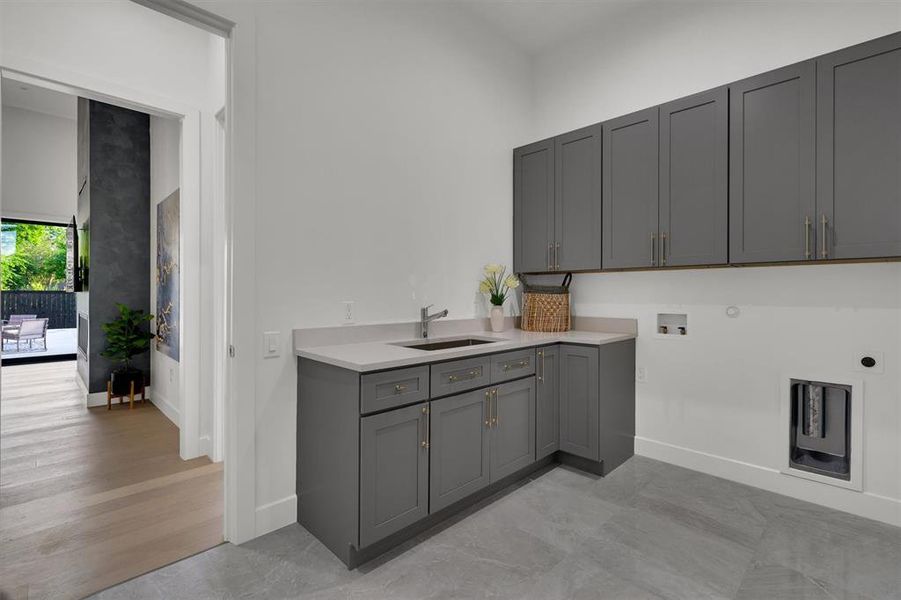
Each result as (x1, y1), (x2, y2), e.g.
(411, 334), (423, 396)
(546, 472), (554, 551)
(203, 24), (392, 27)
(659, 88), (728, 267)
(536, 345), (559, 460)
(603, 107), (660, 269)
(729, 61), (817, 264)
(489, 377), (536, 482)
(598, 340), (636, 474)
(298, 340), (636, 567)
(559, 345), (600, 461)
(817, 33), (901, 260)
(359, 402), (429, 548)
(429, 389), (491, 513)
(514, 138), (555, 273)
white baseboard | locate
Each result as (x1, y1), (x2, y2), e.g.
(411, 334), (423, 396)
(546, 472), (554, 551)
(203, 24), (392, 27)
(149, 389), (179, 427)
(635, 436), (901, 528)
(255, 494), (297, 538)
(198, 435), (212, 458)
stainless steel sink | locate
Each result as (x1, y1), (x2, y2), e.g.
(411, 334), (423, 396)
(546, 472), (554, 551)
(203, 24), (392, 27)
(393, 337), (498, 351)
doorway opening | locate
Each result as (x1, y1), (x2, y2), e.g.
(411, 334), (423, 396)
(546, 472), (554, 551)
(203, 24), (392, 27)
(0, 218), (77, 363)
(0, 10), (229, 595)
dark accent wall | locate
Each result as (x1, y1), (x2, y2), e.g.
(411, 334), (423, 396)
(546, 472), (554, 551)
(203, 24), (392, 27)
(76, 99), (151, 394)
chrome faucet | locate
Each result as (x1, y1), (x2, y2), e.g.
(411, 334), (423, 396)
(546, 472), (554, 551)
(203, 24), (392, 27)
(420, 305), (448, 338)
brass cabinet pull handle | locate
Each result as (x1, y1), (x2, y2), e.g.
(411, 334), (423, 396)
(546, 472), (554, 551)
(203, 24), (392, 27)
(492, 388), (499, 427)
(555, 242), (560, 270)
(420, 405), (430, 448)
(821, 214), (828, 258)
(484, 390), (490, 426)
(547, 243), (553, 271)
(650, 232), (657, 266)
(537, 350), (543, 382)
(502, 360), (528, 372)
(394, 383), (408, 393)
(661, 232), (667, 266)
(804, 216), (811, 259)
(447, 368), (480, 383)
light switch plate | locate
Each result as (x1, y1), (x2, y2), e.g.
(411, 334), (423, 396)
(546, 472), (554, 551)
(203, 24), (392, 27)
(636, 366), (648, 383)
(263, 331), (280, 358)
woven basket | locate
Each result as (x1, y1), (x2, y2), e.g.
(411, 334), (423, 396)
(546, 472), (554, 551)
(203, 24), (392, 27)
(520, 273), (572, 332)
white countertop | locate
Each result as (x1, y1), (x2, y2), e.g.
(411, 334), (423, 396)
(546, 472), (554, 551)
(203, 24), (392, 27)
(295, 328), (636, 372)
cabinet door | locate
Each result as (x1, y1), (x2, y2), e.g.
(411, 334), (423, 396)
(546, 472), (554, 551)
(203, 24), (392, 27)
(536, 345), (559, 460)
(360, 402), (429, 548)
(559, 345), (599, 461)
(730, 62), (816, 263)
(555, 125), (602, 271)
(514, 139), (555, 273)
(490, 378), (536, 482)
(817, 33), (901, 260)
(429, 390), (490, 513)
(659, 88), (728, 266)
(603, 107), (660, 269)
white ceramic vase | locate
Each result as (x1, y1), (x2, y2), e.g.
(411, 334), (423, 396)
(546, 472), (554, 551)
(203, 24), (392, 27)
(489, 305), (505, 332)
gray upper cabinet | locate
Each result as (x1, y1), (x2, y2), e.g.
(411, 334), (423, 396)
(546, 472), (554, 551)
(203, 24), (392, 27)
(659, 88), (728, 266)
(555, 125), (602, 271)
(603, 107), (660, 269)
(559, 344), (600, 461)
(515, 127), (602, 274)
(536, 345), (559, 460)
(489, 378), (536, 482)
(359, 402), (429, 548)
(429, 390), (491, 513)
(817, 33), (901, 260)
(514, 139), (555, 273)
(730, 61), (816, 264)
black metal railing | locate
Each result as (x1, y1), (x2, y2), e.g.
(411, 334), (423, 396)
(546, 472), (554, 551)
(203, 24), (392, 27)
(1, 291), (76, 329)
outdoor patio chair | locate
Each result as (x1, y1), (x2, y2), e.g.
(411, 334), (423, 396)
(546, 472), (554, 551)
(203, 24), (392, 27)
(3, 314), (38, 329)
(2, 318), (49, 352)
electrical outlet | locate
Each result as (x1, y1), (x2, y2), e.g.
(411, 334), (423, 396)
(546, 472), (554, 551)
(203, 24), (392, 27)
(342, 301), (355, 323)
(854, 350), (884, 374)
(263, 331), (280, 358)
(636, 366), (648, 383)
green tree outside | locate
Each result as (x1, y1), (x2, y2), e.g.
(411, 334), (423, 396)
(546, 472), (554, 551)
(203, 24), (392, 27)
(0, 222), (68, 291)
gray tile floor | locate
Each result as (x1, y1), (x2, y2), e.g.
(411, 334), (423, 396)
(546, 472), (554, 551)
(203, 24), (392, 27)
(92, 457), (901, 600)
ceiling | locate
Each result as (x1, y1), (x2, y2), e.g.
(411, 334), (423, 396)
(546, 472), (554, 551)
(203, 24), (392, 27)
(458, 0), (652, 55)
(1, 79), (77, 120)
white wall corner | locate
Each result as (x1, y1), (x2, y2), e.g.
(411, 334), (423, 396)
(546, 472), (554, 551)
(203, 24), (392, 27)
(255, 494), (297, 539)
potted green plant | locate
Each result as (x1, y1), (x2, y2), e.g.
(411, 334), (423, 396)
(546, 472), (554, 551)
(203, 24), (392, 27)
(100, 303), (155, 396)
(479, 264), (519, 332)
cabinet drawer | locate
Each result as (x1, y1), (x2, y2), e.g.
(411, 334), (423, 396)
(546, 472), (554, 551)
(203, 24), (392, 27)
(361, 366), (430, 414)
(430, 356), (491, 398)
(490, 348), (536, 383)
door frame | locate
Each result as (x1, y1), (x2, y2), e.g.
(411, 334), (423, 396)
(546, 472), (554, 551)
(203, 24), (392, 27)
(0, 7), (247, 541)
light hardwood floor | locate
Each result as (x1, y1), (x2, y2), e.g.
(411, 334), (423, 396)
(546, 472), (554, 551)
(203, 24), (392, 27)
(0, 361), (223, 600)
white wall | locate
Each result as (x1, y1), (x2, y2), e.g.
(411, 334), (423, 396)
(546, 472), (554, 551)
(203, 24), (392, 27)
(1, 105), (76, 223)
(0, 1), (217, 115)
(532, 2), (901, 523)
(198, 1), (533, 537)
(150, 115), (181, 428)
